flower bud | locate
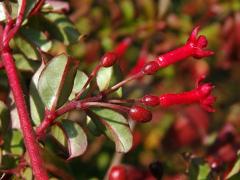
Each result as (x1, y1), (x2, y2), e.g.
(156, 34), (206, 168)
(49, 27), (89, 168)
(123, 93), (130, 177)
(141, 95), (159, 107)
(129, 105), (152, 123)
(142, 61), (160, 75)
(101, 52), (118, 67)
(109, 165), (127, 180)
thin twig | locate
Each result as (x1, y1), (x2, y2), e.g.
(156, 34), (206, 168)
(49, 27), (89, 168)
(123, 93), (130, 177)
(103, 71), (144, 95)
(75, 64), (102, 99)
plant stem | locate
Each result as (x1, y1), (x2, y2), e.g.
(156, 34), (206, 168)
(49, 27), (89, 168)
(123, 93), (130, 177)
(1, 51), (49, 180)
(84, 102), (130, 113)
(3, 0), (26, 46)
(36, 95), (104, 137)
(1, 1), (49, 179)
(75, 64), (102, 99)
(104, 71), (144, 95)
(107, 99), (136, 104)
(36, 95), (131, 138)
(36, 101), (78, 137)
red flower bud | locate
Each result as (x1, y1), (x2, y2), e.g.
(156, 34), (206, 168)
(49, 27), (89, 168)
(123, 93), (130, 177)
(101, 52), (118, 67)
(141, 95), (159, 107)
(129, 105), (152, 123)
(109, 165), (127, 180)
(142, 61), (160, 75)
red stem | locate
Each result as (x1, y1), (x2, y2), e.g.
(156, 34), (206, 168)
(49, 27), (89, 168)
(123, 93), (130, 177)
(75, 64), (102, 99)
(1, 0), (49, 179)
(107, 99), (136, 104)
(3, 0), (26, 46)
(36, 95), (104, 137)
(104, 71), (144, 95)
(1, 51), (49, 180)
(84, 102), (130, 113)
(36, 101), (78, 137)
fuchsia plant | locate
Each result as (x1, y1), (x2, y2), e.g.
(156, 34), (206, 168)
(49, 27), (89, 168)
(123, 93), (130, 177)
(0, 1), (215, 179)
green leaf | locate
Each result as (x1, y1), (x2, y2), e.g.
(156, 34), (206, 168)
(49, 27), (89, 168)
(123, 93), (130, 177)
(90, 108), (132, 153)
(96, 67), (113, 91)
(227, 151), (240, 179)
(68, 70), (88, 100)
(189, 157), (211, 180)
(10, 130), (24, 155)
(19, 27), (52, 52)
(55, 120), (88, 159)
(0, 101), (9, 135)
(0, 2), (19, 21)
(24, 0), (39, 17)
(38, 54), (78, 110)
(14, 53), (38, 72)
(17, 0), (39, 18)
(42, 13), (80, 45)
(0, 0), (38, 22)
(109, 65), (123, 98)
(96, 65), (123, 98)
(14, 35), (39, 60)
(0, 101), (11, 153)
(29, 61), (46, 125)
(120, 0), (135, 22)
(21, 167), (33, 180)
(51, 124), (66, 147)
(86, 116), (102, 136)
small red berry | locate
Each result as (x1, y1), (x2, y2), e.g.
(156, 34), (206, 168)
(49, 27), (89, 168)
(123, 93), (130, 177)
(109, 165), (127, 180)
(101, 52), (118, 67)
(141, 95), (159, 107)
(129, 105), (152, 123)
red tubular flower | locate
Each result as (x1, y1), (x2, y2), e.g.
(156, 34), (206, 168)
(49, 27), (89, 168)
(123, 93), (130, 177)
(128, 48), (148, 76)
(113, 37), (132, 58)
(159, 76), (216, 112)
(142, 26), (214, 75)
